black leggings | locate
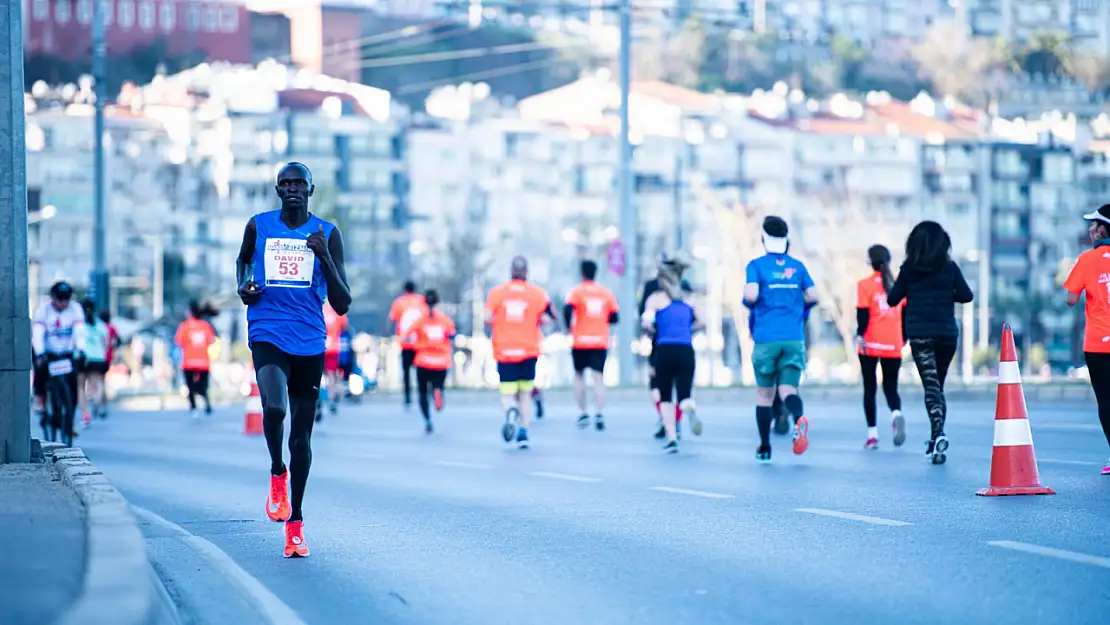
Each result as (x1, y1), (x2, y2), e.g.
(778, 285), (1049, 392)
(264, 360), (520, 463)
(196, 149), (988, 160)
(653, 344), (695, 403)
(1085, 352), (1110, 449)
(401, 349), (416, 404)
(859, 355), (902, 427)
(416, 367), (447, 422)
(184, 369), (210, 411)
(909, 339), (957, 441)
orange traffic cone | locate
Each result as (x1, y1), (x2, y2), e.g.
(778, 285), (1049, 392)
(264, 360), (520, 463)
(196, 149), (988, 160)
(244, 366), (264, 435)
(976, 324), (1055, 497)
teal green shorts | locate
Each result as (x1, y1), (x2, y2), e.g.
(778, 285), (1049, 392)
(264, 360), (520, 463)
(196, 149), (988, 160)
(752, 341), (807, 388)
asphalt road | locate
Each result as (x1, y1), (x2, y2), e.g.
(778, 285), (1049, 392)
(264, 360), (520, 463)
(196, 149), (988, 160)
(76, 391), (1110, 625)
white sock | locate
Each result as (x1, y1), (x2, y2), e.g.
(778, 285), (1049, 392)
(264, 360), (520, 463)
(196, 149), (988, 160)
(867, 426), (879, 439)
(892, 409), (902, 419)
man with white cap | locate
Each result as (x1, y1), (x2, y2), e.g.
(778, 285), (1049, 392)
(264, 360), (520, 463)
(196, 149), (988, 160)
(743, 216), (819, 464)
(1064, 204), (1110, 475)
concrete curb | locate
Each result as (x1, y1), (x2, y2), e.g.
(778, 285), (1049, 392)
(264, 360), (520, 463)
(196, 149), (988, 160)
(42, 443), (181, 625)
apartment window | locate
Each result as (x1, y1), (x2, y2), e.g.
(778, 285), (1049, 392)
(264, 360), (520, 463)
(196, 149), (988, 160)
(118, 0), (135, 28)
(77, 0), (93, 24)
(185, 3), (199, 30)
(159, 2), (175, 31)
(219, 6), (238, 32)
(101, 0), (114, 25)
(33, 0), (48, 20)
(203, 6), (218, 31)
(993, 181), (1023, 206)
(139, 1), (155, 29)
(994, 149), (1023, 176)
(55, 0), (71, 23)
(1042, 153), (1074, 184)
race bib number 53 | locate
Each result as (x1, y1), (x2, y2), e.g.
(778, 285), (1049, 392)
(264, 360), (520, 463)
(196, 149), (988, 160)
(264, 238), (314, 288)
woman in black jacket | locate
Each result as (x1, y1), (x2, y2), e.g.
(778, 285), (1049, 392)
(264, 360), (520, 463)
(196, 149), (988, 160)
(887, 221), (974, 465)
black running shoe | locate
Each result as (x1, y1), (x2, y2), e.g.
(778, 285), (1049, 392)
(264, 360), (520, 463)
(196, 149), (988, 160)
(662, 440), (679, 454)
(595, 414), (605, 432)
(756, 445), (772, 464)
(577, 414), (590, 430)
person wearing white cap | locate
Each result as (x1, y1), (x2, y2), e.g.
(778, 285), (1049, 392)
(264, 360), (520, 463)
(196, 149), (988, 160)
(743, 216), (819, 464)
(1064, 204), (1110, 475)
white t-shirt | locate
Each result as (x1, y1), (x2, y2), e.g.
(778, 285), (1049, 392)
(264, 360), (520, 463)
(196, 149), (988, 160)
(32, 302), (87, 356)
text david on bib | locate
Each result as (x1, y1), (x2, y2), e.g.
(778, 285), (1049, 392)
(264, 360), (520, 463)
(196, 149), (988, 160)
(265, 238), (314, 288)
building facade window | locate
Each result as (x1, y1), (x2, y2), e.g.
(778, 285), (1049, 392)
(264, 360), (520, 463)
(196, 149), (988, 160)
(118, 0), (135, 28)
(185, 4), (200, 30)
(139, 1), (155, 29)
(219, 6), (239, 32)
(77, 0), (93, 24)
(204, 6), (219, 31)
(101, 0), (114, 25)
(55, 0), (71, 23)
(33, 0), (48, 20)
(160, 2), (175, 31)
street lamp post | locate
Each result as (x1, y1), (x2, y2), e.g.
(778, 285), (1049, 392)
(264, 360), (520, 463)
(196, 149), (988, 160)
(615, 0), (638, 386)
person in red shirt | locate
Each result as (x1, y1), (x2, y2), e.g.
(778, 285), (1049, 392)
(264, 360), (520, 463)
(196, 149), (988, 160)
(389, 281), (427, 410)
(1064, 204), (1110, 475)
(564, 260), (619, 431)
(485, 256), (558, 449)
(856, 245), (906, 450)
(407, 289), (457, 434)
(321, 303), (348, 420)
(174, 302), (217, 418)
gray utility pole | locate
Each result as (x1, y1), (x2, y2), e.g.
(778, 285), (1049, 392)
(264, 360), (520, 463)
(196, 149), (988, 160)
(672, 149), (683, 251)
(616, 0), (638, 386)
(91, 0), (110, 310)
(1, 1), (31, 463)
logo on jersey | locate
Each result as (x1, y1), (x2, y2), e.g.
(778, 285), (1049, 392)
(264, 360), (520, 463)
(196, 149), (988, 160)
(504, 299), (528, 322)
(425, 324), (446, 342)
(584, 297), (606, 317)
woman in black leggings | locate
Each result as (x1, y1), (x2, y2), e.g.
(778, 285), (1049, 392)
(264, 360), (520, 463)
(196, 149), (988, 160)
(855, 245), (905, 450)
(888, 222), (974, 465)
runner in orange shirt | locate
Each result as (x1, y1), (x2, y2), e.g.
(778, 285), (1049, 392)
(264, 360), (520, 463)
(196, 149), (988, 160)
(1064, 204), (1110, 475)
(485, 256), (557, 449)
(321, 303), (348, 420)
(389, 281), (427, 410)
(407, 289), (457, 434)
(855, 245), (906, 450)
(564, 260), (619, 431)
(174, 301), (217, 419)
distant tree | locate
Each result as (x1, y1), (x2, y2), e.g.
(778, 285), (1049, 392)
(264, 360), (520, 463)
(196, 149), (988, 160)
(913, 20), (1009, 106)
(1012, 31), (1072, 78)
(1070, 54), (1110, 95)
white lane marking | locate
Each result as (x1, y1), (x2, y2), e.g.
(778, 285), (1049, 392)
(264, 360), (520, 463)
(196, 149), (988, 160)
(987, 540), (1110, 570)
(1038, 458), (1104, 467)
(432, 460), (492, 470)
(132, 506), (308, 625)
(997, 361), (1022, 384)
(796, 508), (912, 527)
(529, 471), (602, 483)
(993, 418), (1034, 447)
(1036, 423), (1104, 432)
(649, 486), (734, 500)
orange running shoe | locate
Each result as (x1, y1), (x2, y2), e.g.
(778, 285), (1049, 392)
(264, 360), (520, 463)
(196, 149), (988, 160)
(433, 389), (444, 412)
(792, 416), (810, 455)
(266, 471), (291, 522)
(284, 520), (309, 558)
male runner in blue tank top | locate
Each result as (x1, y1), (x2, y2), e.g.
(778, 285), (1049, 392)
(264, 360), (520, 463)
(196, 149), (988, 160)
(743, 216), (818, 464)
(237, 162), (352, 558)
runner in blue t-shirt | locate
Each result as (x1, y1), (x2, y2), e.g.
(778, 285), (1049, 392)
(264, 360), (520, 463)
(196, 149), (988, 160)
(743, 216), (819, 464)
(237, 162), (352, 558)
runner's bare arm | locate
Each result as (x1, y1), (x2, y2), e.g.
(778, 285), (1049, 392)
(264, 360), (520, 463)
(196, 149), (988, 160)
(236, 218), (261, 305)
(322, 227), (353, 316)
(1067, 291), (1081, 307)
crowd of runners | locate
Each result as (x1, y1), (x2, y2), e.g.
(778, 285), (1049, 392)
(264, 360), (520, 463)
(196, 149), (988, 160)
(29, 162), (1110, 559)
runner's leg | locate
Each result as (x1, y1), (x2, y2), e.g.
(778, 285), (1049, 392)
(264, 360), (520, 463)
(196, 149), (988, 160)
(879, 357), (902, 412)
(1084, 352), (1110, 452)
(287, 353), (324, 523)
(860, 354), (879, 428)
(909, 339), (945, 442)
(401, 349), (415, 406)
(199, 370), (212, 413)
(416, 367), (432, 423)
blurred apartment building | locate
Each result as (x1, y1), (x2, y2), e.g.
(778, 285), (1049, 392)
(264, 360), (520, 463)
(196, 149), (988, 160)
(25, 61), (410, 335)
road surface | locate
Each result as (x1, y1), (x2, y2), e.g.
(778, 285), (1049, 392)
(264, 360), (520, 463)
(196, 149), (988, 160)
(77, 392), (1110, 625)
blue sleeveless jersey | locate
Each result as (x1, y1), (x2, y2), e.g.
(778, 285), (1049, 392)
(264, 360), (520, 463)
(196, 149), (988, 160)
(247, 210), (335, 356)
(656, 301), (694, 346)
